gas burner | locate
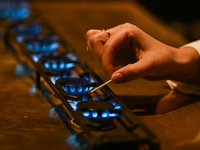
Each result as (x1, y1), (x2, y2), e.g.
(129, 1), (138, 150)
(31, 50), (79, 63)
(50, 71), (75, 84)
(14, 19), (42, 35)
(41, 51), (79, 62)
(13, 19), (42, 43)
(72, 101), (118, 129)
(25, 33), (59, 52)
(0, 0), (30, 20)
(38, 51), (81, 74)
(55, 78), (97, 98)
(50, 70), (94, 85)
(2, 2), (160, 148)
(41, 57), (75, 72)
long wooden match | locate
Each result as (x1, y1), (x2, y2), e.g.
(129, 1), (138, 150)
(89, 79), (112, 94)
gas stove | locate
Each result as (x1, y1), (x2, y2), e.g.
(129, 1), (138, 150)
(0, 0), (159, 149)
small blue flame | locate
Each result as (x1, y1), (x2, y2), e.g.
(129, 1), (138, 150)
(43, 61), (75, 70)
(49, 107), (59, 120)
(44, 62), (50, 69)
(114, 105), (122, 109)
(109, 113), (118, 117)
(32, 55), (39, 62)
(82, 111), (90, 117)
(67, 52), (79, 61)
(66, 63), (75, 69)
(49, 42), (59, 51)
(26, 42), (59, 52)
(15, 24), (42, 34)
(91, 110), (98, 118)
(52, 61), (57, 69)
(63, 86), (68, 92)
(101, 110), (109, 118)
(59, 61), (65, 69)
(16, 35), (24, 43)
(82, 95), (88, 101)
(70, 86), (76, 93)
(0, 8), (30, 20)
(29, 85), (36, 96)
(69, 102), (77, 111)
(77, 85), (83, 92)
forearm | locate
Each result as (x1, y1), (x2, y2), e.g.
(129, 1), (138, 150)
(167, 40), (200, 94)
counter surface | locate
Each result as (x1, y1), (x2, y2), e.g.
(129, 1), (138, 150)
(1, 1), (200, 150)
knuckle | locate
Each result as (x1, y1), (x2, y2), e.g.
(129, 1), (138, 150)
(86, 29), (94, 35)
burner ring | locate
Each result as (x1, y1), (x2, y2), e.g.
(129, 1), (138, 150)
(70, 118), (115, 131)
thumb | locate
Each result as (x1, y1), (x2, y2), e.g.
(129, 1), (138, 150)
(111, 59), (152, 83)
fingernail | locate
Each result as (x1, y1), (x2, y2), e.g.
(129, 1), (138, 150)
(111, 73), (124, 83)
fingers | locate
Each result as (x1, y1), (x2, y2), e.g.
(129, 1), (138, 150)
(86, 29), (111, 63)
(101, 25), (137, 78)
(86, 23), (149, 81)
(111, 58), (152, 83)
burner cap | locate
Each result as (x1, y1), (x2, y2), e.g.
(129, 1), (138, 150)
(77, 101), (114, 111)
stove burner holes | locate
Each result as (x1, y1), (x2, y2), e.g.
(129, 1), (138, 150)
(43, 60), (75, 71)
(31, 50), (79, 64)
(60, 78), (94, 94)
(74, 101), (118, 129)
(51, 72), (74, 84)
(14, 19), (42, 33)
(26, 34), (60, 52)
(15, 20), (43, 43)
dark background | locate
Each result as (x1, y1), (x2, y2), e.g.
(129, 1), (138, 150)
(137, 0), (200, 41)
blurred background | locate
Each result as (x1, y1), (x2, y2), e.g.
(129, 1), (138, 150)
(138, 0), (200, 41)
(36, 0), (200, 42)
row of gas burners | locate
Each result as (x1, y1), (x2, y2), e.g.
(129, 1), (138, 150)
(1, 0), (123, 130)
(1, 1), (159, 149)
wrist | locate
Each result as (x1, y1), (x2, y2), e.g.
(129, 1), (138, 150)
(173, 46), (200, 84)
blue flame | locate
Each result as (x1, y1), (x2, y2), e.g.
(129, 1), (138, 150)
(109, 113), (118, 117)
(52, 61), (57, 69)
(44, 62), (50, 69)
(111, 102), (122, 109)
(67, 52), (79, 61)
(91, 110), (98, 118)
(101, 110), (109, 118)
(32, 54), (39, 62)
(63, 86), (68, 92)
(82, 111), (90, 117)
(59, 61), (65, 69)
(29, 85), (36, 96)
(66, 63), (75, 69)
(62, 85), (93, 94)
(15, 24), (42, 34)
(27, 42), (59, 52)
(49, 42), (59, 51)
(82, 95), (88, 101)
(68, 101), (78, 111)
(77, 85), (83, 93)
(43, 61), (75, 70)
(16, 35), (24, 43)
(0, 8), (30, 20)
(65, 135), (82, 149)
(114, 105), (122, 109)
(70, 86), (76, 93)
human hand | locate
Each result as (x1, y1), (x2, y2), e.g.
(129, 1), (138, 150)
(86, 23), (200, 84)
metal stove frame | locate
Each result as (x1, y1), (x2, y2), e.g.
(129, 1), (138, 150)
(1, 5), (160, 150)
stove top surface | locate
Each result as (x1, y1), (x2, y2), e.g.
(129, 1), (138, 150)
(1, 1), (200, 150)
